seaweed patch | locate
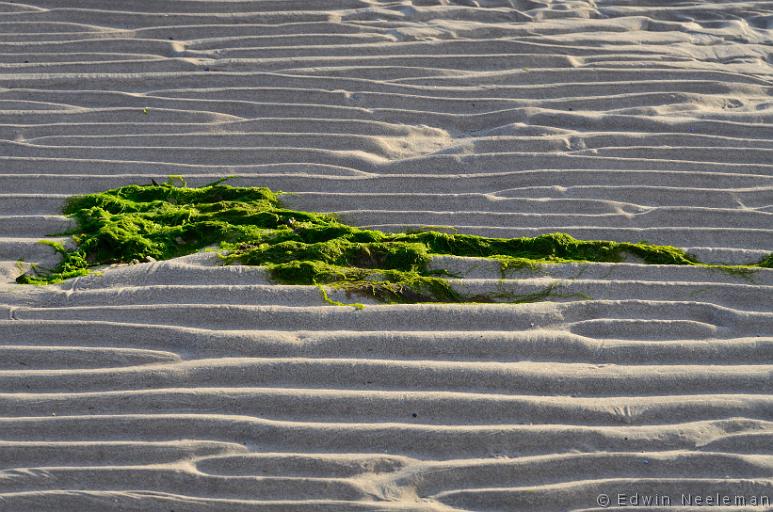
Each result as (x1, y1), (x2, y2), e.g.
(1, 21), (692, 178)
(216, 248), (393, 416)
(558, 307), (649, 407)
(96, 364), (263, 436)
(17, 179), (772, 305)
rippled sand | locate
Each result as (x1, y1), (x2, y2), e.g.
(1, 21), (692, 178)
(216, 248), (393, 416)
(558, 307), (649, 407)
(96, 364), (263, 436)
(0, 1), (772, 510)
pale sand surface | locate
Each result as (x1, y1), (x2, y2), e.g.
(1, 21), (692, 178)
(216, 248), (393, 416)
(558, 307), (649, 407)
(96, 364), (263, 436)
(0, 1), (772, 510)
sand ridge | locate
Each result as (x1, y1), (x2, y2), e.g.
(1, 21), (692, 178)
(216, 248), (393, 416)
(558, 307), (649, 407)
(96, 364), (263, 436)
(0, 0), (772, 510)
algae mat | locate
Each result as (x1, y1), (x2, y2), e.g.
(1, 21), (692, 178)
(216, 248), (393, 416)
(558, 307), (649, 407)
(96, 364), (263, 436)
(17, 181), (771, 307)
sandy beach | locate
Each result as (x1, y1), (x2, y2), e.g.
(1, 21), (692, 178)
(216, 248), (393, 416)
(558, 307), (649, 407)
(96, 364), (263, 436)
(0, 1), (772, 510)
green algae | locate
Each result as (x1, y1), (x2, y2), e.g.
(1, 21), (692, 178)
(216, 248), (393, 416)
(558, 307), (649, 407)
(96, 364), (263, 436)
(16, 180), (773, 305)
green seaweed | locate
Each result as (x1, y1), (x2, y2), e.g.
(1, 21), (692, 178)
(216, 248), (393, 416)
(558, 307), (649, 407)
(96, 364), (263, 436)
(16, 180), (773, 305)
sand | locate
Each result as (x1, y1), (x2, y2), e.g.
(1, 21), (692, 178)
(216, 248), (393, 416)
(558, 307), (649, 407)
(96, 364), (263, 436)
(0, 1), (772, 510)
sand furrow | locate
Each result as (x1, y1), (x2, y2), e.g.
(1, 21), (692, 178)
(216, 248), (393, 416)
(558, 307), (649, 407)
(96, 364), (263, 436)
(0, 415), (769, 458)
(1, 318), (771, 364)
(5, 301), (770, 336)
(1, 357), (771, 396)
(3, 390), (773, 426)
(2, 280), (771, 311)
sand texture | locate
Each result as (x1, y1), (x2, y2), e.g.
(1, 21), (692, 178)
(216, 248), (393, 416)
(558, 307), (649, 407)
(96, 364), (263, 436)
(0, 1), (772, 511)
